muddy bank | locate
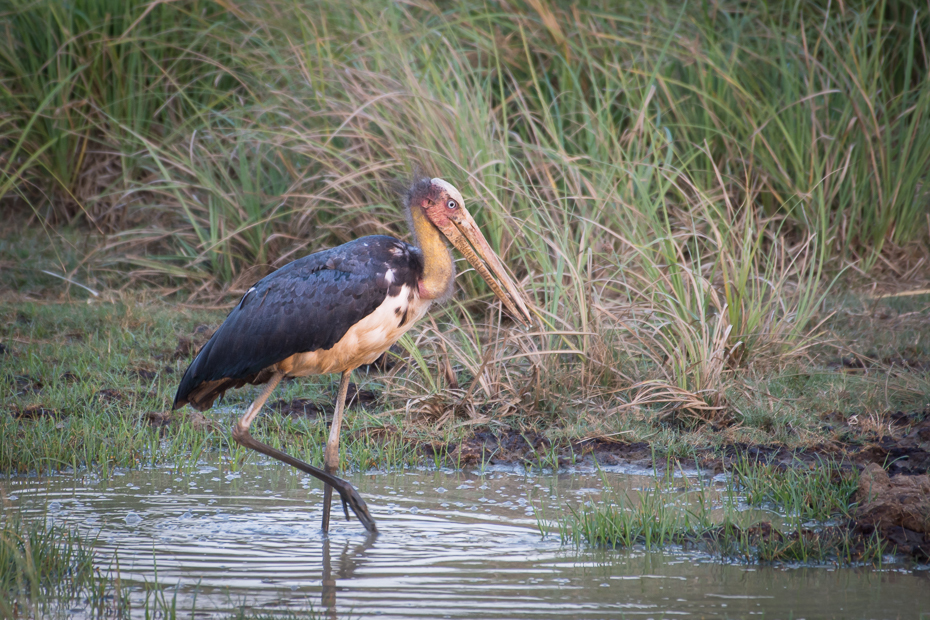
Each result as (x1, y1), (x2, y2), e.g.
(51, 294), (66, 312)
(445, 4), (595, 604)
(430, 412), (930, 478)
(420, 415), (930, 562)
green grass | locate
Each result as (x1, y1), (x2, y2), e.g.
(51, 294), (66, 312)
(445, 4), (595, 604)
(1, 294), (927, 476)
(0, 512), (121, 618)
(546, 461), (887, 565)
(4, 0), (928, 264)
(729, 455), (858, 522)
(0, 300), (429, 476)
(0, 510), (328, 619)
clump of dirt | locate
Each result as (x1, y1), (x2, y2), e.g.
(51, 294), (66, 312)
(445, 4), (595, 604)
(849, 412), (930, 476)
(96, 388), (127, 403)
(143, 409), (220, 432)
(827, 356), (930, 372)
(144, 410), (172, 427)
(186, 410), (220, 432)
(851, 463), (930, 560)
(8, 404), (61, 420)
(271, 398), (325, 419)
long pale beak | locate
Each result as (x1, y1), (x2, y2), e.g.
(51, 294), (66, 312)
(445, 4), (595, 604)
(437, 208), (533, 326)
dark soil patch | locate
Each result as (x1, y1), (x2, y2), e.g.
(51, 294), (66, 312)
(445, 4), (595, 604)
(271, 398), (325, 419)
(144, 410), (173, 427)
(847, 412), (930, 476)
(96, 388), (127, 403)
(430, 428), (658, 470)
(345, 383), (378, 406)
(7, 373), (44, 394)
(270, 386), (375, 420)
(129, 366), (175, 381)
(827, 356), (930, 372)
(169, 325), (214, 360)
(143, 409), (220, 432)
(8, 404), (61, 420)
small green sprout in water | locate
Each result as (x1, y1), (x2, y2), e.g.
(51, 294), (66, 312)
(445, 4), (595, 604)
(726, 454), (859, 522)
(0, 512), (125, 618)
(547, 461), (886, 565)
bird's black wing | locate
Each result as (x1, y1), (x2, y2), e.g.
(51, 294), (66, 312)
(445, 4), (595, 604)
(173, 236), (422, 411)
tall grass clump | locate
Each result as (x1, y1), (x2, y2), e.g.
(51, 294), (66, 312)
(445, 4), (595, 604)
(0, 0), (243, 228)
(4, 0), (928, 427)
(728, 455), (859, 521)
(559, 473), (713, 549)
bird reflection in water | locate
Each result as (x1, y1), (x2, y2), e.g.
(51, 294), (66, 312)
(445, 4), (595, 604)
(321, 533), (377, 618)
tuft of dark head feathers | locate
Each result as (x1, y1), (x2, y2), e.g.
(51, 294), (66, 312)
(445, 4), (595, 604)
(399, 174), (438, 248)
(404, 177), (436, 209)
(389, 165), (432, 207)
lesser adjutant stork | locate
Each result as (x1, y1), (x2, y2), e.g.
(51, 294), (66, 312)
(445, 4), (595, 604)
(173, 178), (532, 533)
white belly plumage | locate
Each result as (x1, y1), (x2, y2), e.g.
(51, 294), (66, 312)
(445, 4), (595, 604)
(276, 285), (431, 376)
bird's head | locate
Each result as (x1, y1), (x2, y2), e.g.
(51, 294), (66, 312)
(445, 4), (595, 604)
(406, 177), (533, 325)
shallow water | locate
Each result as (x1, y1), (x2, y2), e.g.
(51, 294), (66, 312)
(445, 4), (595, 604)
(3, 461), (929, 619)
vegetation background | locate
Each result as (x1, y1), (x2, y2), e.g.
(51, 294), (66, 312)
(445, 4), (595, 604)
(2, 1), (930, 613)
(2, 0), (929, 457)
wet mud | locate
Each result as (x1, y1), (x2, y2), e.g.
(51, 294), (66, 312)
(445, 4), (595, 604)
(419, 414), (930, 561)
(852, 463), (930, 561)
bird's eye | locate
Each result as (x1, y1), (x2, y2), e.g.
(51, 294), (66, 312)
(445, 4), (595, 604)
(447, 200), (457, 209)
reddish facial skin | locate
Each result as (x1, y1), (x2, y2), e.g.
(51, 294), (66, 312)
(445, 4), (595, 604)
(408, 181), (457, 229)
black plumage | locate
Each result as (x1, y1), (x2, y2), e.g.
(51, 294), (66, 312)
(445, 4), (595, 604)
(170, 177), (531, 535)
(173, 235), (423, 411)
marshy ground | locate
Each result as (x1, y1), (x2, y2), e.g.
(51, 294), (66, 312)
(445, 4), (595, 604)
(2, 283), (928, 566)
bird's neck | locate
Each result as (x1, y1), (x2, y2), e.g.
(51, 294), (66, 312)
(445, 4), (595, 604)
(410, 206), (454, 300)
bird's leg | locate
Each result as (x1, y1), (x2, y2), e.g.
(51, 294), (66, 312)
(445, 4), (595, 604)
(322, 370), (352, 533)
(231, 370), (377, 534)
(233, 371), (284, 436)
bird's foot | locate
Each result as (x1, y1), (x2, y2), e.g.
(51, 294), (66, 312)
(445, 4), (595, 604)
(332, 479), (377, 534)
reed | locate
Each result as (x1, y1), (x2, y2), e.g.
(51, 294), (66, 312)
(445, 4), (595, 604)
(6, 0), (925, 436)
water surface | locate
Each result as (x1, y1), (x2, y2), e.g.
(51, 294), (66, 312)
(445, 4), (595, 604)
(4, 461), (928, 619)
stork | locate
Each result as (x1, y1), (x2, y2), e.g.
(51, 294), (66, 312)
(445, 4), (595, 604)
(172, 177), (532, 534)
